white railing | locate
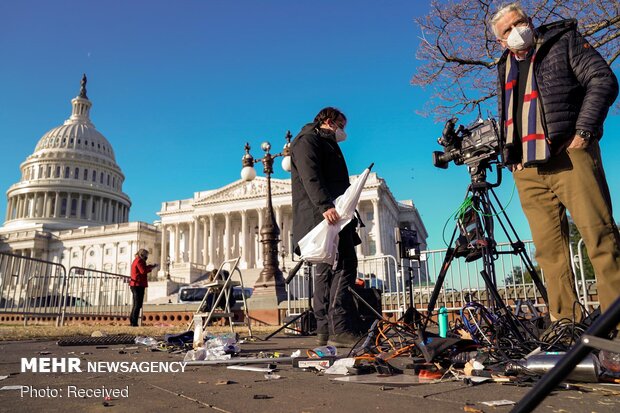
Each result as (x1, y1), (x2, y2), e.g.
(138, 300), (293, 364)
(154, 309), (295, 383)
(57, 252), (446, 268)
(284, 239), (599, 318)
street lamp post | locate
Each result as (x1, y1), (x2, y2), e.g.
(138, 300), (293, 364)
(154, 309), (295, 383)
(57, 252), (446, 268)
(241, 132), (292, 296)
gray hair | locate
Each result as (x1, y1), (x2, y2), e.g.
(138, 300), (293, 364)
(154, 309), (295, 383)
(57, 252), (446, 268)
(490, 2), (529, 37)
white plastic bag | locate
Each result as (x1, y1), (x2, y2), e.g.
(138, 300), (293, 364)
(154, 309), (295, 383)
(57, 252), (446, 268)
(297, 221), (340, 266)
(298, 166), (372, 265)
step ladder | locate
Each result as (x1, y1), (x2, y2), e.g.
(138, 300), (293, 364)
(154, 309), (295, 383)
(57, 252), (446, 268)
(189, 257), (253, 344)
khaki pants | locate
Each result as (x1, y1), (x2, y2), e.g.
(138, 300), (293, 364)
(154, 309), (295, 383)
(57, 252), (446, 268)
(514, 142), (620, 321)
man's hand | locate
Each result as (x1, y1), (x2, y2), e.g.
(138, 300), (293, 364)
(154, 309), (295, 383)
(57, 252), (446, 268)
(509, 163), (524, 172)
(323, 208), (340, 225)
(568, 134), (589, 149)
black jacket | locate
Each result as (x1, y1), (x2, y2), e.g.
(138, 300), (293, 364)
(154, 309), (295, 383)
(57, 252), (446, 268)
(290, 123), (351, 250)
(497, 19), (618, 164)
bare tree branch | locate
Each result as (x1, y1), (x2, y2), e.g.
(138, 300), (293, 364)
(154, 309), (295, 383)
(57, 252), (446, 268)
(411, 0), (619, 119)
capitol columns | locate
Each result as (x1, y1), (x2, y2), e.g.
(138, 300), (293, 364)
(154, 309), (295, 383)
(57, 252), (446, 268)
(160, 224), (167, 273)
(174, 223), (180, 264)
(42, 192), (49, 218)
(208, 214), (216, 269)
(65, 193), (72, 218)
(87, 195), (93, 220)
(188, 219), (194, 263)
(224, 212), (231, 262)
(372, 199), (383, 256)
(240, 209), (248, 269)
(5, 198), (12, 221)
(77, 194), (83, 219)
(275, 205), (282, 232)
(113, 242), (120, 273)
(202, 216), (209, 266)
(192, 215), (199, 264)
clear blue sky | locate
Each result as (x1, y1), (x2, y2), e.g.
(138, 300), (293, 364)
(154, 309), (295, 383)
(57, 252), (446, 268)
(1, 0), (618, 250)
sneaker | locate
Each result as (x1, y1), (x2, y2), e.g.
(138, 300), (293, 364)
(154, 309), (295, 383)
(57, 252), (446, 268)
(316, 333), (329, 346)
(328, 332), (362, 348)
(539, 319), (580, 349)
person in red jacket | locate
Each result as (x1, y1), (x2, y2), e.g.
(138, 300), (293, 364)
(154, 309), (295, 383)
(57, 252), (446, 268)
(129, 249), (157, 327)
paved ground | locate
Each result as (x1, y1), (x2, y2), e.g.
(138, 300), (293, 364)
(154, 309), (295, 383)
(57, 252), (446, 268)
(1, 333), (619, 413)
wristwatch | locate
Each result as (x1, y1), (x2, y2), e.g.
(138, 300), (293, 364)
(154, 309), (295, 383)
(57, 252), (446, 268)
(575, 129), (595, 143)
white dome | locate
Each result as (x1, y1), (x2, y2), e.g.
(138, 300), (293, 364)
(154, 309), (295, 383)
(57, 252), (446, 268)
(34, 121), (116, 162)
(4, 75), (131, 230)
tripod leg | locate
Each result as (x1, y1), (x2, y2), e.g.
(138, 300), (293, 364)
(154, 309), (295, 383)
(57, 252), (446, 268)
(476, 191), (533, 342)
(424, 246), (458, 330)
(478, 269), (525, 342)
(348, 286), (384, 320)
(488, 187), (548, 304)
(263, 261), (315, 341)
(263, 310), (312, 340)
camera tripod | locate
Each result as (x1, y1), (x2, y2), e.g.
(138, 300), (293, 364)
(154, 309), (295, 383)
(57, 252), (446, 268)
(263, 260), (315, 340)
(423, 163), (548, 342)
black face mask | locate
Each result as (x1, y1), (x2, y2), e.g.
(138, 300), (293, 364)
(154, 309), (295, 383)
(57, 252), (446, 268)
(317, 127), (336, 139)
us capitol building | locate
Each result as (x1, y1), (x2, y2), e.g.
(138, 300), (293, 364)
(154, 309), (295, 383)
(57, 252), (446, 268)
(0, 76), (428, 301)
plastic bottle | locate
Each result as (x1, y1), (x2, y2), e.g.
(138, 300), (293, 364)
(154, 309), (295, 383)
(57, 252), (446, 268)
(438, 307), (448, 338)
(312, 345), (337, 357)
(599, 350), (620, 373)
(193, 319), (204, 349)
(135, 336), (158, 346)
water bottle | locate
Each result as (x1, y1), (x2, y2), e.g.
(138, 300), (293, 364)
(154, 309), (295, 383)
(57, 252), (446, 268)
(312, 345), (337, 357)
(193, 318), (204, 349)
(507, 353), (600, 382)
(438, 307), (448, 338)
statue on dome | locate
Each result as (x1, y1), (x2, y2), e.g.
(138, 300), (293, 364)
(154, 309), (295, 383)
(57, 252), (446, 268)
(79, 74), (88, 99)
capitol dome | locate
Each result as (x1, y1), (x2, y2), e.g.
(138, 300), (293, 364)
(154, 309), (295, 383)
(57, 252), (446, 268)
(4, 75), (131, 230)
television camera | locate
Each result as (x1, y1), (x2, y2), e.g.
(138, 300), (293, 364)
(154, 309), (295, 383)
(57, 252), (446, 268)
(432, 118), (501, 169)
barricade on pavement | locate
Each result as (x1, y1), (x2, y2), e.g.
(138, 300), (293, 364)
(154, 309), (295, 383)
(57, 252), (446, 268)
(285, 262), (314, 322)
(570, 239), (599, 312)
(59, 266), (133, 324)
(284, 255), (406, 320)
(411, 239), (598, 314)
(0, 252), (135, 325)
(283, 239), (599, 320)
(357, 255), (403, 316)
(0, 252), (67, 325)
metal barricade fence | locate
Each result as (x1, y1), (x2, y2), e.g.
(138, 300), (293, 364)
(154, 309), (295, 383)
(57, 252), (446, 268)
(286, 262), (314, 318)
(61, 267), (132, 324)
(413, 239), (599, 314)
(412, 241), (548, 313)
(0, 252), (67, 325)
(570, 239), (599, 312)
(285, 255), (405, 318)
(356, 255), (403, 316)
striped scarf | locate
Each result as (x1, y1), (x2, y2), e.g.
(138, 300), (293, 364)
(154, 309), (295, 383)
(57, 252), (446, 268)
(503, 47), (550, 166)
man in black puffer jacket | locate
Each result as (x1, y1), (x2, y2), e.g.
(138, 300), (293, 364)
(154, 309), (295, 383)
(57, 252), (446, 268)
(291, 107), (361, 348)
(492, 3), (620, 323)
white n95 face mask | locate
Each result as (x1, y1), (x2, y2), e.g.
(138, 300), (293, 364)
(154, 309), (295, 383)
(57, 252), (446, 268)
(507, 26), (534, 51)
(335, 128), (347, 142)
